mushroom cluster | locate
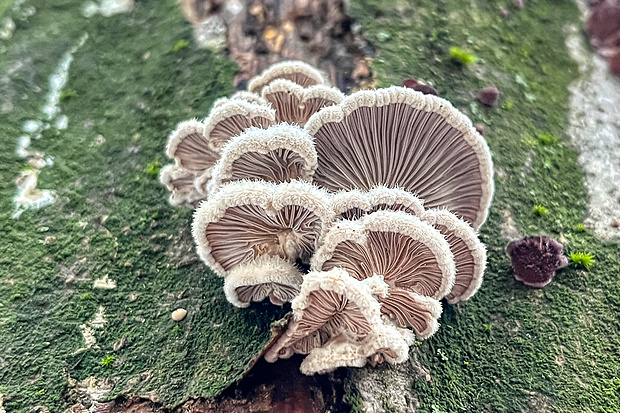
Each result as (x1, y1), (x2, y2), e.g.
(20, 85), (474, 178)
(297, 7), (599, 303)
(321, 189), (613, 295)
(161, 61), (494, 375)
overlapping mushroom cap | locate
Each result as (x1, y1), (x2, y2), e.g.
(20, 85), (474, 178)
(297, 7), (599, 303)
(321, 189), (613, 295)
(305, 86), (494, 229)
(207, 123), (318, 195)
(312, 210), (451, 338)
(192, 179), (332, 307)
(248, 60), (327, 94)
(264, 268), (411, 374)
(330, 187), (487, 304)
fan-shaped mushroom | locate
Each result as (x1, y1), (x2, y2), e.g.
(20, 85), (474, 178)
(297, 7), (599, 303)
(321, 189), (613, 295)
(331, 185), (425, 221)
(261, 79), (344, 126)
(312, 210), (453, 337)
(224, 256), (304, 307)
(207, 124), (318, 195)
(421, 209), (486, 303)
(192, 180), (333, 305)
(202, 99), (276, 149)
(248, 60), (326, 94)
(305, 86), (494, 229)
(264, 268), (409, 373)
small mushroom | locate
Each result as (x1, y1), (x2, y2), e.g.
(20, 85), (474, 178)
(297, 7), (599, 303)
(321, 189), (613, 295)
(507, 236), (569, 288)
(192, 179), (333, 277)
(202, 99), (276, 148)
(421, 209), (487, 303)
(207, 123), (318, 195)
(159, 164), (205, 207)
(171, 308), (187, 321)
(224, 256), (304, 307)
(264, 268), (410, 374)
(330, 185), (425, 221)
(248, 60), (326, 94)
(305, 86), (494, 230)
(312, 210), (453, 337)
(261, 79), (344, 126)
(211, 91), (269, 109)
(478, 86), (500, 106)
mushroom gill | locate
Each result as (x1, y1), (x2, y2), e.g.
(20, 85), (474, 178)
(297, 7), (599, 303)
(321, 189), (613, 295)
(261, 79), (344, 126)
(422, 209), (487, 304)
(207, 124), (318, 195)
(330, 185), (425, 221)
(203, 100), (276, 149)
(224, 256), (304, 308)
(248, 60), (326, 94)
(311, 210), (453, 337)
(192, 180), (333, 277)
(305, 86), (494, 229)
(264, 268), (408, 371)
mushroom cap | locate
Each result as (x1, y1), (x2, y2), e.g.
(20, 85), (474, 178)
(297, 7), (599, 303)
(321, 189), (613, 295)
(261, 79), (344, 126)
(203, 100), (276, 149)
(264, 268), (389, 363)
(166, 119), (219, 171)
(421, 209), (487, 304)
(312, 210), (456, 299)
(248, 60), (326, 94)
(506, 236), (569, 288)
(159, 164), (206, 207)
(212, 91), (269, 109)
(207, 123), (318, 195)
(330, 185), (425, 221)
(223, 256), (304, 308)
(305, 86), (494, 230)
(192, 180), (333, 277)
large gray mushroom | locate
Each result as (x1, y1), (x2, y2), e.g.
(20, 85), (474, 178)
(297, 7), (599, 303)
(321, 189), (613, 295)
(192, 180), (333, 307)
(305, 86), (494, 229)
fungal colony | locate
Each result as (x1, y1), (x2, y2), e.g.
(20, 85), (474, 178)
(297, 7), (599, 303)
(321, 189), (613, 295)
(161, 61), (494, 375)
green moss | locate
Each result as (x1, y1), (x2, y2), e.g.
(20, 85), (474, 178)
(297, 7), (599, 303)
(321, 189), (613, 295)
(569, 252), (595, 270)
(100, 355), (115, 367)
(448, 46), (479, 65)
(145, 159), (161, 178)
(0, 1), (285, 412)
(349, 0), (620, 411)
(533, 204), (549, 216)
(60, 88), (77, 101)
(172, 39), (190, 52)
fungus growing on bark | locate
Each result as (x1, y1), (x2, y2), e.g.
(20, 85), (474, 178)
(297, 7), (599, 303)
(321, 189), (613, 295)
(311, 210), (452, 338)
(264, 268), (410, 374)
(305, 86), (494, 229)
(207, 123), (318, 195)
(261, 79), (344, 126)
(248, 60), (326, 94)
(506, 236), (569, 288)
(192, 180), (332, 306)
